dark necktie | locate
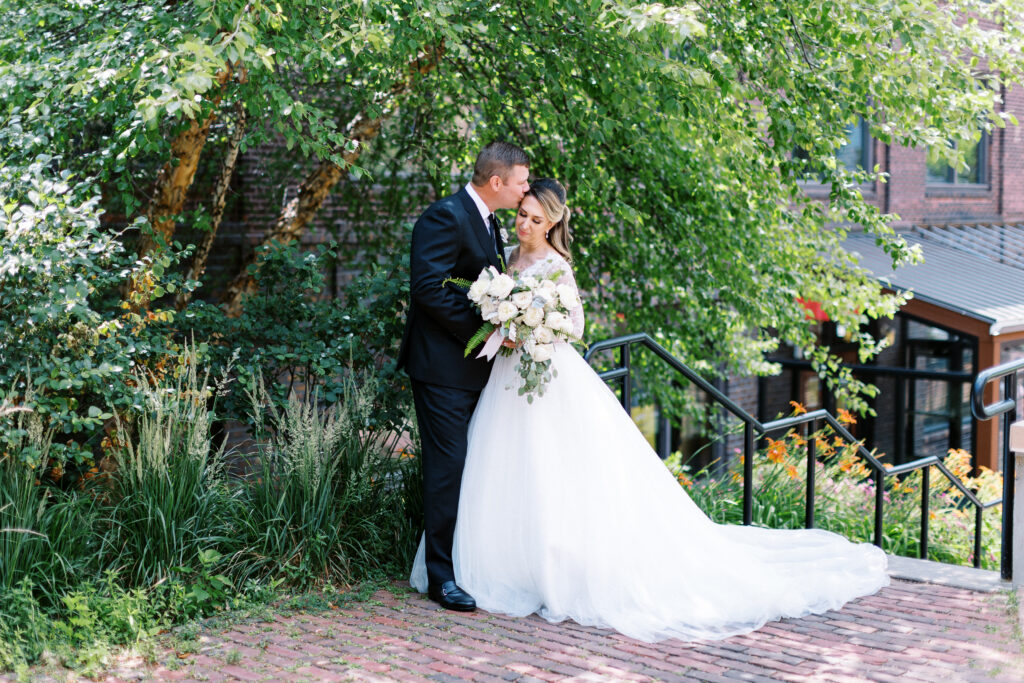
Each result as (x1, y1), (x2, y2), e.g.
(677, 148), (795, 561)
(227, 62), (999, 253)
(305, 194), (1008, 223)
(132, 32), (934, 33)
(488, 214), (504, 268)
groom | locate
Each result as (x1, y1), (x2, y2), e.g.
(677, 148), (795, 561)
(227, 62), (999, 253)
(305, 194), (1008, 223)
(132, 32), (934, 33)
(398, 142), (530, 611)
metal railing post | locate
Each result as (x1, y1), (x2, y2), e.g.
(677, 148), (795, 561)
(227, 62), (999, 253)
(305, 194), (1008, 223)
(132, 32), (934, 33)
(975, 505), (984, 569)
(874, 471), (885, 548)
(1001, 375), (1016, 581)
(743, 421), (754, 526)
(621, 344), (631, 413)
(920, 466), (930, 560)
(805, 420), (816, 529)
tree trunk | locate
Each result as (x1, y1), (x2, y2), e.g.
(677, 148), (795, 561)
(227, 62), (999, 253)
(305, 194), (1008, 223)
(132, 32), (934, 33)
(127, 67), (233, 308)
(219, 45), (443, 316)
(176, 102), (247, 311)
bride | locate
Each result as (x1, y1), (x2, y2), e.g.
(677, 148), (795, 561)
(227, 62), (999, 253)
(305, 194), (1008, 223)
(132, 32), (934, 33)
(410, 178), (888, 643)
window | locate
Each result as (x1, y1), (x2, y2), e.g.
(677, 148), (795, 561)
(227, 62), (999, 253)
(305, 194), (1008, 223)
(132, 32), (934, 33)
(836, 118), (872, 172)
(926, 131), (989, 185)
(794, 118), (872, 181)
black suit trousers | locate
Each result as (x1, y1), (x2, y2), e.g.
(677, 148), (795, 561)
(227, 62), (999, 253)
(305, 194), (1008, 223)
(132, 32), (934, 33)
(411, 378), (481, 587)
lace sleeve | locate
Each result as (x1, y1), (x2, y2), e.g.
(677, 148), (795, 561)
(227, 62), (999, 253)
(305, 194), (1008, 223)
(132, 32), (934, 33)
(549, 257), (585, 339)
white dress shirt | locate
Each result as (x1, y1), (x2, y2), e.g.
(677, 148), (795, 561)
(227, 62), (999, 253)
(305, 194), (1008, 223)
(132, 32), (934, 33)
(465, 183), (493, 234)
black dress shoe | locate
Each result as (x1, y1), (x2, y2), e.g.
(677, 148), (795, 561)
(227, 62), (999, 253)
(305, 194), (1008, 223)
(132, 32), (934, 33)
(428, 581), (476, 612)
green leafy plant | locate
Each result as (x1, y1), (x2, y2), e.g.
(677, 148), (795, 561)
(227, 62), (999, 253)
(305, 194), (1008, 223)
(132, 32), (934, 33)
(172, 549), (236, 619)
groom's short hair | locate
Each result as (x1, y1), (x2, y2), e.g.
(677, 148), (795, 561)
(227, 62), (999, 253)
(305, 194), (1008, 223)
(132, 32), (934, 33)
(472, 142), (529, 186)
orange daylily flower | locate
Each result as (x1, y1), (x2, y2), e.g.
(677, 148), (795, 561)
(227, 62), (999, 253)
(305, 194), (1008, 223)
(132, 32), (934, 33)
(837, 408), (856, 426)
(789, 401), (807, 416)
(766, 438), (788, 464)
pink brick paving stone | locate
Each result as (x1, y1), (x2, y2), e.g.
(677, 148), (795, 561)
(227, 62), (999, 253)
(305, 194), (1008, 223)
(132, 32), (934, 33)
(5, 578), (1023, 682)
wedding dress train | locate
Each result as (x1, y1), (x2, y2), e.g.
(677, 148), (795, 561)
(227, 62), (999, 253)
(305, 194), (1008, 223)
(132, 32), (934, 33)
(410, 253), (888, 642)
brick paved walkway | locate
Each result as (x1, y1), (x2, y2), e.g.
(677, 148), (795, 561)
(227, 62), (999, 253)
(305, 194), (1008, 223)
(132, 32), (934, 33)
(50, 578), (1018, 682)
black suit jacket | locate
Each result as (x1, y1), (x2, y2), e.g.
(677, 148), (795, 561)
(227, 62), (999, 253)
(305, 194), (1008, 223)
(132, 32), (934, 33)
(398, 187), (505, 390)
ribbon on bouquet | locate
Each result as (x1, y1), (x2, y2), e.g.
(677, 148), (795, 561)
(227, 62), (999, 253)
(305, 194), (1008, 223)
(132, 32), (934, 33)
(476, 331), (504, 360)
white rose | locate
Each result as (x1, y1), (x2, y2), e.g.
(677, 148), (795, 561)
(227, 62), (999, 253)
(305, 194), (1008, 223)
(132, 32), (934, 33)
(538, 279), (557, 298)
(522, 305), (545, 327)
(531, 343), (554, 363)
(545, 311), (567, 331)
(480, 299), (499, 323)
(533, 325), (554, 344)
(511, 290), (533, 310)
(521, 276), (540, 289)
(497, 300), (518, 322)
(487, 273), (515, 299)
(556, 284), (580, 310)
(468, 278), (490, 303)
(557, 316), (576, 336)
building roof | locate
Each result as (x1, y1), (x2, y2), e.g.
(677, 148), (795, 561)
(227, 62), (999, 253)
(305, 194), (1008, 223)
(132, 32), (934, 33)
(845, 225), (1024, 337)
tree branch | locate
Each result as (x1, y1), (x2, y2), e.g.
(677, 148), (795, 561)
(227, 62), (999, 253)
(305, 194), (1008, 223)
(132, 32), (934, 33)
(176, 100), (248, 310)
(219, 44), (444, 316)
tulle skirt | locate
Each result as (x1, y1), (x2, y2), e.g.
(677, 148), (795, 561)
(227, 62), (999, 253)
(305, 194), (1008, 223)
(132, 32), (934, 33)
(410, 343), (888, 642)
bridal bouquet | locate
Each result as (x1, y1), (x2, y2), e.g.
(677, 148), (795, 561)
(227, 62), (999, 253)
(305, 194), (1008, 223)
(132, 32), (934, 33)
(446, 266), (581, 402)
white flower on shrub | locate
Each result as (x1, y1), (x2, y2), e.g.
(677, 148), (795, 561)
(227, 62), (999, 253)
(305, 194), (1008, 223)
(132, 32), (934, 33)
(487, 273), (515, 299)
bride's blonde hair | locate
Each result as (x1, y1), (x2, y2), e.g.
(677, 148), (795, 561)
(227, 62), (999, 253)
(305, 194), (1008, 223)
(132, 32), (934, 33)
(527, 178), (571, 262)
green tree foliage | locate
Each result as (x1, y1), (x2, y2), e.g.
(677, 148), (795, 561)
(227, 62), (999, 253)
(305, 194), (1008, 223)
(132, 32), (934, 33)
(3, 0), (1024, 441)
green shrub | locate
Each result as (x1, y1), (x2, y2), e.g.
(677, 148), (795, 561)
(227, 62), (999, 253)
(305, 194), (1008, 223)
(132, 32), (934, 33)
(0, 163), (193, 466)
(180, 239), (412, 432)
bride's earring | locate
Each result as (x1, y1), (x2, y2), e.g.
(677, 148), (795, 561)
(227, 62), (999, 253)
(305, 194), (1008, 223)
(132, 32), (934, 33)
(545, 230), (551, 239)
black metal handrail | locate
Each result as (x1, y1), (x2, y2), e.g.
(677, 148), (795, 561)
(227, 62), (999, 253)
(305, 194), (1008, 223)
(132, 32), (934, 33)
(585, 333), (1006, 578)
(970, 358), (1022, 581)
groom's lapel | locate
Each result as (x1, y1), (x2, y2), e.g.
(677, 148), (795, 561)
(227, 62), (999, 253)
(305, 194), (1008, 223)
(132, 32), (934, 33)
(456, 187), (501, 270)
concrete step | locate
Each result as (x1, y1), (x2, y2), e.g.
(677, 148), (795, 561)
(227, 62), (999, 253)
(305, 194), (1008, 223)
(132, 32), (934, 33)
(886, 553), (1008, 592)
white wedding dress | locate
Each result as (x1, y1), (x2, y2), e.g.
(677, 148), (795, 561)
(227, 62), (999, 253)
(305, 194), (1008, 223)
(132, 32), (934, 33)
(410, 251), (888, 643)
